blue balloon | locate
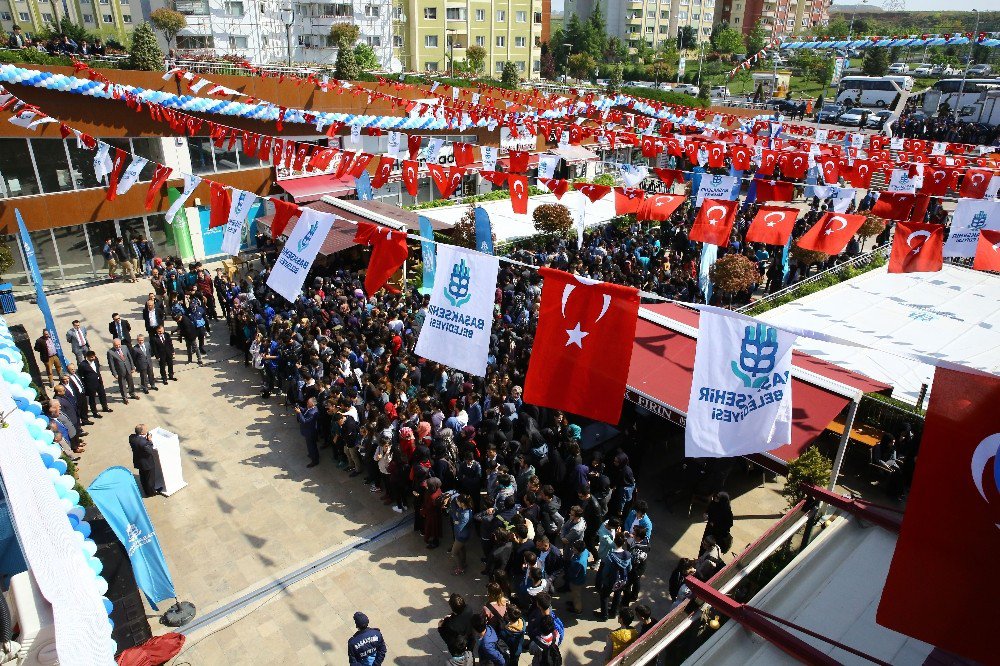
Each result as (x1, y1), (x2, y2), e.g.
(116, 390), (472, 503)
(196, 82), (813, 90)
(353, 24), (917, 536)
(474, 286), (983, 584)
(103, 598), (114, 614)
(53, 459), (67, 475)
(75, 521), (92, 538)
(67, 513), (80, 528)
(40, 452), (54, 468)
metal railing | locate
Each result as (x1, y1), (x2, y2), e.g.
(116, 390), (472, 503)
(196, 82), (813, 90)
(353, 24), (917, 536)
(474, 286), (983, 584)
(737, 242), (891, 315)
(608, 501), (810, 666)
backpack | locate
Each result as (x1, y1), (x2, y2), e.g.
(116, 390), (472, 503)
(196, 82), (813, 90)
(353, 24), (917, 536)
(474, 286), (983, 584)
(535, 643), (562, 666)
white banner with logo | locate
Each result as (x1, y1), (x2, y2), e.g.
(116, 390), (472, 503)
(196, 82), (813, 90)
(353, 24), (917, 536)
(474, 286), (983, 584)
(116, 156), (149, 196)
(943, 199), (1000, 258)
(221, 189), (258, 256)
(696, 174), (738, 207)
(266, 208), (336, 302)
(414, 246), (499, 377)
(888, 168), (920, 193)
(685, 311), (796, 458)
(538, 155), (560, 180)
(165, 174), (201, 224)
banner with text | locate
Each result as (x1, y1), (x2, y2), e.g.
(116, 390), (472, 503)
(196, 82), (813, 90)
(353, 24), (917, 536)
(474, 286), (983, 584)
(266, 208), (335, 303)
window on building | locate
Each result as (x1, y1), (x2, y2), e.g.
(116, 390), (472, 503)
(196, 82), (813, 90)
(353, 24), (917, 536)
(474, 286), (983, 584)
(496, 36), (505, 46)
(734, 16), (740, 23)
(702, 26), (711, 34)
(533, 59), (540, 72)
(515, 36), (525, 47)
(425, 35), (438, 47)
(323, 3), (351, 16)
(692, 13), (699, 20)
(232, 35), (248, 48)
(176, 35), (214, 49)
(26, 140), (72, 194)
(122, 14), (131, 22)
(120, 0), (129, 4)
(367, 35), (381, 46)
(496, 10), (505, 21)
(678, 11), (687, 19)
(495, 61), (504, 73)
(516, 10), (526, 22)
(475, 8), (485, 20)
(628, 25), (639, 33)
(534, 35), (540, 46)
(659, 25), (667, 33)
(0, 11), (11, 20)
(645, 25), (653, 33)
(224, 0), (243, 12)
(475, 35), (485, 46)
(660, 10), (669, 18)
(364, 4), (379, 17)
(102, 14), (113, 22)
(393, 34), (403, 47)
(517, 61), (525, 71)
(801, 18), (808, 25)
(82, 13), (93, 21)
(646, 10), (655, 17)
(392, 6), (403, 19)
(18, 12), (29, 21)
(423, 7), (436, 19)
(534, 11), (542, 23)
(786, 18), (794, 25)
(426, 61), (439, 71)
(41, 12), (54, 22)
(99, 0), (109, 4)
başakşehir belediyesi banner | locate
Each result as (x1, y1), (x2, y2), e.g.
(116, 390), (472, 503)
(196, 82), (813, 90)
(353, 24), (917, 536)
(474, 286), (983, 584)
(265, 208), (335, 303)
(415, 245), (499, 378)
(685, 310), (796, 458)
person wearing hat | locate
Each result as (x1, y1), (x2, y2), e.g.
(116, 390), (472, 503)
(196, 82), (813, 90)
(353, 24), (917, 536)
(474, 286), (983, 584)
(347, 611), (386, 666)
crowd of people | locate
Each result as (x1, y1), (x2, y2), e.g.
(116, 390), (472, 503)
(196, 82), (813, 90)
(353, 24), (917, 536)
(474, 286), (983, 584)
(6, 25), (111, 57)
(895, 108), (1000, 147)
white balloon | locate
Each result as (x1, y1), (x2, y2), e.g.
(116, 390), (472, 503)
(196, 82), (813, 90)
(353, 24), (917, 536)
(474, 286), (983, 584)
(82, 540), (97, 557)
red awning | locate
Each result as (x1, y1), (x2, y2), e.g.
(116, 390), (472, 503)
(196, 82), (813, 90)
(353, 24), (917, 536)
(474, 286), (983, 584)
(277, 174), (355, 203)
(627, 304), (892, 465)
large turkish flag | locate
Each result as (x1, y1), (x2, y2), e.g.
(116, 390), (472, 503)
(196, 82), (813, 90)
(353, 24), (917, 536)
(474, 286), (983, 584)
(746, 206), (798, 246)
(688, 199), (738, 246)
(636, 194), (686, 222)
(973, 229), (1000, 271)
(523, 268), (639, 424)
(871, 192), (916, 221)
(796, 212), (866, 255)
(887, 222), (944, 273)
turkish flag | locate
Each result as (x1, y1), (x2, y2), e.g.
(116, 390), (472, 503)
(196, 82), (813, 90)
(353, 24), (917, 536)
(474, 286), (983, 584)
(428, 164), (465, 198)
(877, 367), (1000, 665)
(209, 182), (231, 229)
(753, 179), (794, 202)
(401, 159), (419, 196)
(908, 194), (930, 223)
(573, 183), (611, 203)
(758, 149), (778, 176)
(818, 156), (840, 185)
(706, 143), (726, 168)
(689, 199), (738, 246)
(653, 168), (684, 188)
(746, 206), (798, 246)
(144, 164), (172, 211)
(539, 178), (569, 199)
(507, 150), (530, 173)
(845, 159), (875, 188)
(268, 197), (301, 240)
(888, 222), (944, 273)
(636, 194), (685, 222)
(920, 165), (954, 196)
(407, 134), (422, 160)
(730, 144), (752, 171)
(453, 142), (474, 167)
(480, 171), (508, 188)
(347, 153), (373, 178)
(959, 168), (993, 198)
(333, 151), (354, 179)
(104, 148), (129, 201)
(355, 221), (408, 294)
(523, 268), (640, 424)
(973, 229), (1000, 271)
(640, 136), (660, 158)
(871, 192), (916, 221)
(508, 174), (529, 214)
(614, 187), (646, 215)
(796, 212), (866, 255)
(780, 152), (809, 179)
(371, 156), (395, 189)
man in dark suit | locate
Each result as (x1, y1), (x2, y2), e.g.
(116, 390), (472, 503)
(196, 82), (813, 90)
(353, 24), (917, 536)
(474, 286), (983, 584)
(53, 384), (85, 436)
(131, 334), (157, 394)
(174, 313), (203, 365)
(107, 338), (139, 404)
(108, 313), (132, 347)
(130, 424), (158, 497)
(141, 298), (165, 336)
(78, 351), (112, 418)
(296, 397), (320, 468)
(150, 324), (177, 384)
(60, 366), (93, 426)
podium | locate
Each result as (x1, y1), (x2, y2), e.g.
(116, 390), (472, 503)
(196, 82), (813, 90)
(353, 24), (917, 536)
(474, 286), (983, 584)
(149, 428), (187, 496)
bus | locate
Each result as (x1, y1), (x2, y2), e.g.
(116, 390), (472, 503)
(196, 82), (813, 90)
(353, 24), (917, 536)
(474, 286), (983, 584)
(921, 78), (1000, 117)
(836, 77), (906, 110)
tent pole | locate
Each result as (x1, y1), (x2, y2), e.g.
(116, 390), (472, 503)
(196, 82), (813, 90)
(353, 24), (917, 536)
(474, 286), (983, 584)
(828, 398), (859, 492)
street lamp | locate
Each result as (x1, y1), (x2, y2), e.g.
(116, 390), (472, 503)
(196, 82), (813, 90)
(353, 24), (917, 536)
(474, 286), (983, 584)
(446, 29), (456, 78)
(563, 42), (572, 84)
(953, 9), (980, 121)
(848, 0), (867, 40)
(696, 39), (705, 90)
(280, 2), (294, 68)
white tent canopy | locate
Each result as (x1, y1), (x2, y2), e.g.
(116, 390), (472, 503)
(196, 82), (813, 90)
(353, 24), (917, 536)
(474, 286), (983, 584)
(759, 264), (1000, 405)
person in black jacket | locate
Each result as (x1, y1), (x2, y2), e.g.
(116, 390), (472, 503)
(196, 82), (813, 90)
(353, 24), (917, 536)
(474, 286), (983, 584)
(78, 351), (112, 418)
(437, 593), (475, 660)
(174, 313), (203, 365)
(108, 313), (132, 346)
(141, 298), (166, 336)
(130, 423), (157, 497)
(150, 324), (177, 383)
(702, 492), (734, 553)
(346, 612), (387, 666)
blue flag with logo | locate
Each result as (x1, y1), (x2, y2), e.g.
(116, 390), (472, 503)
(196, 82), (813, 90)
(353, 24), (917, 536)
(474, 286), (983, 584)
(418, 215), (436, 291)
(16, 209), (68, 369)
(355, 171), (373, 201)
(88, 466), (175, 609)
(474, 206), (494, 255)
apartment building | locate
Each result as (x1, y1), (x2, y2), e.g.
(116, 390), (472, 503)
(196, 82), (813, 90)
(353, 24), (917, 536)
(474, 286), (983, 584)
(160, 0), (394, 68)
(0, 0), (133, 43)
(716, 0), (830, 36)
(392, 0), (547, 79)
(565, 0), (717, 49)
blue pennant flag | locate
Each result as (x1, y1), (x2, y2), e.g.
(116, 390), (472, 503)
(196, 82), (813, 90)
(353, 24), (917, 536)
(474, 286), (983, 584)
(474, 206), (494, 255)
(418, 215), (436, 292)
(16, 209), (68, 369)
(88, 466), (176, 609)
(355, 170), (373, 201)
(699, 243), (718, 304)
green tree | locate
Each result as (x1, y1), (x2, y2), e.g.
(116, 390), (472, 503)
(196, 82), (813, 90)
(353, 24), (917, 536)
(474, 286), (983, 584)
(607, 63), (623, 95)
(540, 45), (557, 80)
(335, 39), (360, 80)
(329, 23), (360, 48)
(605, 36), (628, 63)
(634, 39), (655, 64)
(353, 43), (379, 69)
(712, 25), (744, 54)
(816, 17), (849, 39)
(57, 17), (95, 44)
(745, 20), (768, 55)
(500, 60), (519, 88)
(567, 52), (597, 80)
(781, 446), (832, 508)
(583, 5), (608, 60)
(678, 26), (697, 50)
(149, 8), (186, 48)
(127, 22), (163, 71)
(466, 44), (486, 74)
(862, 48), (890, 76)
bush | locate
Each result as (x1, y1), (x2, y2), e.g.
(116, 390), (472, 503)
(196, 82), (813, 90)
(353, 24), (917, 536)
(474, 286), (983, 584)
(858, 214), (885, 238)
(335, 39), (360, 81)
(533, 203), (574, 235)
(790, 245), (829, 267)
(127, 22), (163, 71)
(709, 253), (760, 293)
(149, 8), (186, 47)
(781, 446), (832, 508)
(452, 205), (477, 249)
(621, 86), (707, 109)
(353, 43), (379, 70)
(62, 455), (94, 508)
(0, 244), (13, 278)
(500, 61), (519, 89)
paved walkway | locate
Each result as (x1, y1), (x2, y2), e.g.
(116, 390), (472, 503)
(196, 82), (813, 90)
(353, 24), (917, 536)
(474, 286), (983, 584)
(9, 277), (789, 664)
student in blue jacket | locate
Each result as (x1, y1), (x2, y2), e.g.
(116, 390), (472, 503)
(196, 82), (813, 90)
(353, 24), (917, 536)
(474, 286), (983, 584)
(347, 612), (387, 666)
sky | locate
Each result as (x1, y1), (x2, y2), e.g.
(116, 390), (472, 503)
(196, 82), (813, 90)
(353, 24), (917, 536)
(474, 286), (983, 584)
(833, 0), (980, 10)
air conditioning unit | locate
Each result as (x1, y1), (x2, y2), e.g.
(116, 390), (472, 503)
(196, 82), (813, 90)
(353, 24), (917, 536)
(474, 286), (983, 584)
(4, 572), (57, 666)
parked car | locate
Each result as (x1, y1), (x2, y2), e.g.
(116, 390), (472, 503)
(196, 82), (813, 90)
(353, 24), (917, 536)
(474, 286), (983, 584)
(815, 104), (845, 123)
(866, 109), (895, 129)
(675, 83), (700, 96)
(931, 64), (957, 76)
(837, 108), (867, 127)
(912, 64), (934, 76)
(710, 85), (730, 98)
(888, 63), (909, 74)
(968, 63), (993, 76)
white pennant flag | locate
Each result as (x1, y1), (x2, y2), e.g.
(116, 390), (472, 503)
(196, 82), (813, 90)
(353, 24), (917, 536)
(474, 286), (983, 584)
(537, 155), (560, 180)
(686, 311), (795, 458)
(414, 245), (499, 377)
(386, 132), (402, 158)
(425, 138), (445, 163)
(266, 208), (336, 303)
(888, 169), (918, 193)
(943, 199), (1000, 258)
(164, 174), (201, 223)
(619, 164), (648, 188)
(481, 146), (498, 172)
(472, 93), (480, 105)
(189, 78), (211, 93)
(93, 143), (114, 183)
(115, 156), (148, 196)
(566, 191), (588, 250)
(222, 189), (258, 256)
